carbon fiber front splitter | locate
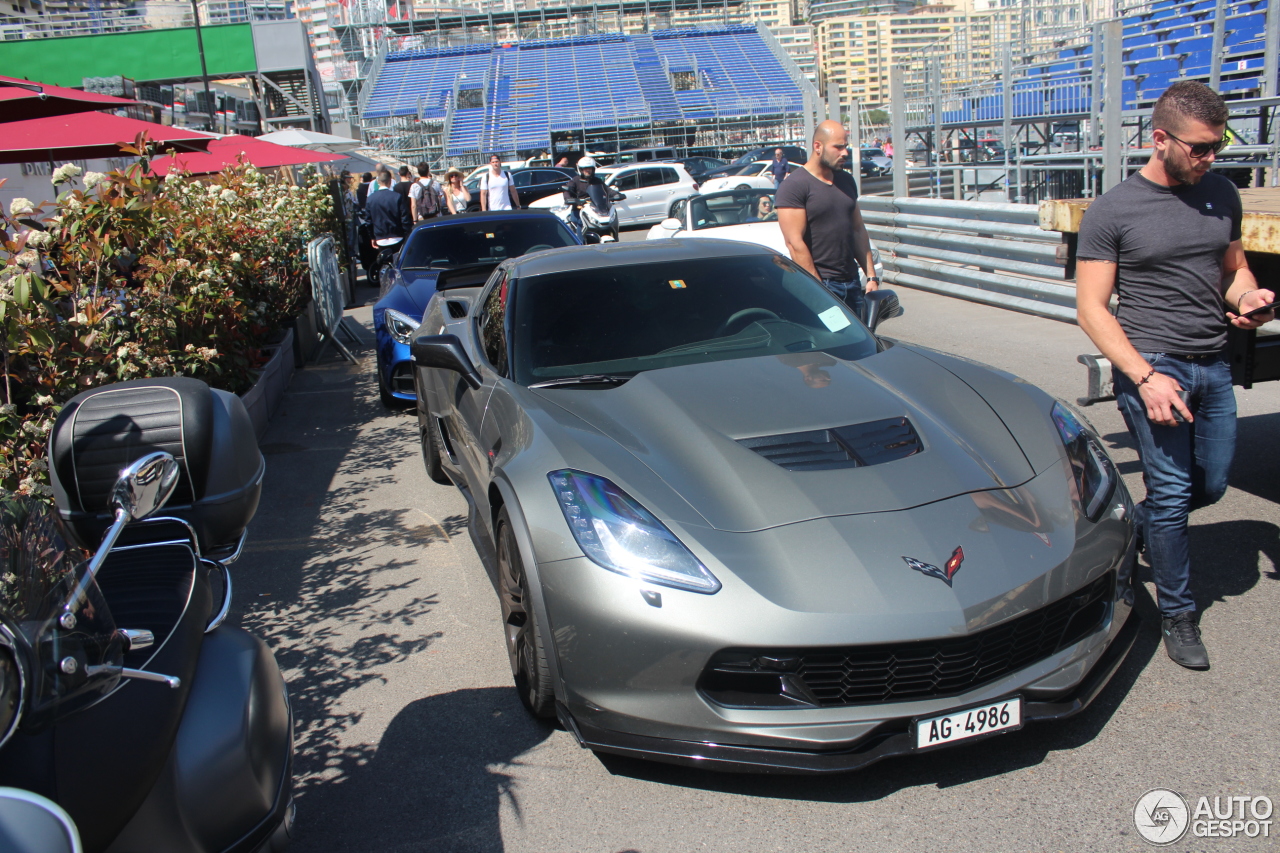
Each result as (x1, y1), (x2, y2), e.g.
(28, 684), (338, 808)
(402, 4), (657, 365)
(557, 610), (1140, 775)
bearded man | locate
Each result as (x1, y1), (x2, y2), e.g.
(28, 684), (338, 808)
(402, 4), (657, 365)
(1076, 81), (1275, 669)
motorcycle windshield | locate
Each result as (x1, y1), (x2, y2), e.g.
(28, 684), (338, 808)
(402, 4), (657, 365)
(587, 183), (610, 214)
(0, 497), (122, 731)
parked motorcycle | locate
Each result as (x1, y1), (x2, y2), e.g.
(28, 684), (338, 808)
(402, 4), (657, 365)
(0, 376), (293, 853)
(554, 183), (624, 243)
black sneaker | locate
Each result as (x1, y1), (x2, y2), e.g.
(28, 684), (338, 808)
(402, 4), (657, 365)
(1161, 612), (1209, 670)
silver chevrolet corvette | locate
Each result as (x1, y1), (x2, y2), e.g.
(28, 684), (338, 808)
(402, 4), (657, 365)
(410, 239), (1138, 774)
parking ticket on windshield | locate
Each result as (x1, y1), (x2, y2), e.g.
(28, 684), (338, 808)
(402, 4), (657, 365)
(818, 306), (851, 332)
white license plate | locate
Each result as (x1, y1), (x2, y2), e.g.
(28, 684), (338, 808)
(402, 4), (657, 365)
(914, 697), (1022, 750)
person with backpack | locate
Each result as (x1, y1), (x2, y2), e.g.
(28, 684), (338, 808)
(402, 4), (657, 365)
(479, 154), (519, 211)
(409, 162), (446, 222)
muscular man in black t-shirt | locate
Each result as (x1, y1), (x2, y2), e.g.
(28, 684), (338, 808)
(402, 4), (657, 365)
(1076, 81), (1274, 669)
(777, 120), (877, 318)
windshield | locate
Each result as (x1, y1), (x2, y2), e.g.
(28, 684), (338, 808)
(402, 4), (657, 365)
(401, 218), (577, 269)
(512, 254), (877, 386)
(689, 190), (776, 230)
(0, 496), (122, 730)
(587, 182), (610, 213)
(862, 148), (885, 158)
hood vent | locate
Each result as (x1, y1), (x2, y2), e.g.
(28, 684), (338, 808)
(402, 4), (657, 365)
(737, 417), (922, 471)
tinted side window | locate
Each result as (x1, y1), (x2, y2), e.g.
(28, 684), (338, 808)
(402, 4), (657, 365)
(661, 167), (680, 185)
(512, 171), (535, 187)
(533, 170), (565, 185)
(638, 168), (665, 188)
(477, 272), (510, 376)
(612, 170), (640, 191)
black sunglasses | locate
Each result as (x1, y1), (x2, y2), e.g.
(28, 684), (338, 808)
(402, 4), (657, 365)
(1161, 128), (1229, 158)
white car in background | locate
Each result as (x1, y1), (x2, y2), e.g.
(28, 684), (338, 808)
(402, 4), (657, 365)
(532, 162), (698, 225)
(647, 188), (883, 285)
(645, 188), (788, 254)
(697, 160), (799, 193)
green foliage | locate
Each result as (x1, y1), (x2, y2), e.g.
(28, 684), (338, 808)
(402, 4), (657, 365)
(866, 109), (890, 126)
(1, 135), (337, 501)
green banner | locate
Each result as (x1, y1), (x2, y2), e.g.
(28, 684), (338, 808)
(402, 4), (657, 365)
(0, 23), (258, 88)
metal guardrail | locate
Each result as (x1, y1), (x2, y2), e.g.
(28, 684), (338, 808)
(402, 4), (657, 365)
(861, 197), (1076, 323)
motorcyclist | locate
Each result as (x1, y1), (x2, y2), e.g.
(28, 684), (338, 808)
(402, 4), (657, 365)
(561, 157), (607, 237)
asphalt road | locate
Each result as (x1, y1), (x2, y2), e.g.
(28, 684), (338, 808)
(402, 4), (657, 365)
(232, 262), (1280, 853)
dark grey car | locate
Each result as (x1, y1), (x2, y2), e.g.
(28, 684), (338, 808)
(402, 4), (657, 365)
(409, 240), (1138, 773)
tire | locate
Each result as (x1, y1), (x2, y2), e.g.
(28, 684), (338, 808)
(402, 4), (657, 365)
(497, 507), (555, 718)
(420, 417), (451, 485)
(735, 183), (751, 190)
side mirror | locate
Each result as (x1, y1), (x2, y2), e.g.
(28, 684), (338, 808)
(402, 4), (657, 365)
(864, 289), (903, 332)
(87, 451), (180, 578)
(660, 217), (682, 232)
(411, 334), (482, 390)
(610, 190), (626, 201)
(112, 452), (181, 524)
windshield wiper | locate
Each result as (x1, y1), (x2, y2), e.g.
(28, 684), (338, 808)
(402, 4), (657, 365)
(528, 374), (633, 389)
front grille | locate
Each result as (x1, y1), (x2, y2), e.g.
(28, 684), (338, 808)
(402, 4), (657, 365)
(737, 417), (921, 471)
(700, 571), (1113, 709)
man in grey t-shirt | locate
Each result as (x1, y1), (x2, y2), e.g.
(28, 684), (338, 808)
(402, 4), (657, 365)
(777, 120), (877, 318)
(1076, 81), (1274, 669)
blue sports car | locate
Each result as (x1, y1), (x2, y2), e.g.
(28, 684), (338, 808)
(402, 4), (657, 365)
(373, 210), (580, 405)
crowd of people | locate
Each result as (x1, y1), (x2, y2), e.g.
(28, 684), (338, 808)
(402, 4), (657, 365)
(342, 161), (475, 284)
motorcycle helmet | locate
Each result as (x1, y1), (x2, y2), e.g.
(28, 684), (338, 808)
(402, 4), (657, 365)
(577, 157), (598, 172)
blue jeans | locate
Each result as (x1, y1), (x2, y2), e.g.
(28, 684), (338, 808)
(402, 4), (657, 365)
(822, 278), (866, 322)
(1114, 352), (1236, 616)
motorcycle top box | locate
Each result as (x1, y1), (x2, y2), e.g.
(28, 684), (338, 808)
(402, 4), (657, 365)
(48, 377), (265, 560)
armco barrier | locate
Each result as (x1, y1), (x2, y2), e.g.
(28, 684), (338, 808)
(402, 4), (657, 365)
(308, 236), (363, 363)
(861, 197), (1076, 323)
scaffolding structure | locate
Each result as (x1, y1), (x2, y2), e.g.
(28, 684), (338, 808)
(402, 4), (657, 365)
(885, 0), (1280, 203)
(344, 11), (823, 168)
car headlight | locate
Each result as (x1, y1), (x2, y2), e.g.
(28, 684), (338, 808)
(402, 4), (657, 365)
(1051, 401), (1117, 521)
(548, 470), (721, 594)
(384, 308), (420, 345)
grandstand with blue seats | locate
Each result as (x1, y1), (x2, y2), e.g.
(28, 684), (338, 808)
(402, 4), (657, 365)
(929, 0), (1275, 127)
(358, 24), (808, 161)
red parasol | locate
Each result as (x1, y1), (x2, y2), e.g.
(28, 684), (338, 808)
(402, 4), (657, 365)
(149, 135), (347, 175)
(0, 75), (140, 121)
(0, 112), (213, 165)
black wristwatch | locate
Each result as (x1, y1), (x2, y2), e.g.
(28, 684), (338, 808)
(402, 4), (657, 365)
(867, 276), (881, 283)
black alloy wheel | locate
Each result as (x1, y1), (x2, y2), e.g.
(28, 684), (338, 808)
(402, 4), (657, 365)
(497, 507), (556, 718)
(414, 374), (451, 484)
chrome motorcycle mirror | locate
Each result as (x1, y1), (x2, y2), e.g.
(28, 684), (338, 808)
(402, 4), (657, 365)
(85, 452), (180, 579)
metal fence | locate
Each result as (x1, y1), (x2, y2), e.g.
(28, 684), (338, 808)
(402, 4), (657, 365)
(861, 197), (1077, 323)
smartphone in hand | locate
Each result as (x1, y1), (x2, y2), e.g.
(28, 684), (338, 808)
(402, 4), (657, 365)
(1171, 388), (1190, 423)
(1239, 299), (1280, 320)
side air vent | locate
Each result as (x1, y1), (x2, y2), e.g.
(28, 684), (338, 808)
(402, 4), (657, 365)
(446, 300), (468, 319)
(737, 417), (922, 471)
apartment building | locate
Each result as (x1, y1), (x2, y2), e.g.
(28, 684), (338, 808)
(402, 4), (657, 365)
(816, 2), (1021, 106)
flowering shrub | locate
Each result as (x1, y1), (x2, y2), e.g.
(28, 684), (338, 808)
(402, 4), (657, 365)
(1, 136), (339, 499)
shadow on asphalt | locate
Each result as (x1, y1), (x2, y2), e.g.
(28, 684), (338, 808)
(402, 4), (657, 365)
(231, 282), (524, 850)
(297, 687), (555, 853)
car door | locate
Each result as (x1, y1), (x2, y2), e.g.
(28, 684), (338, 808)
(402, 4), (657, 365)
(445, 269), (507, 491)
(608, 168), (641, 224)
(520, 170), (567, 206)
(629, 166), (670, 222)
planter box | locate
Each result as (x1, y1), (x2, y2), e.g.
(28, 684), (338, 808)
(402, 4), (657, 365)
(240, 327), (295, 440)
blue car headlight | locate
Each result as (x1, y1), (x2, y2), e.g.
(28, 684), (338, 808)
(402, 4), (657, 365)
(1051, 401), (1117, 522)
(548, 470), (721, 594)
(384, 309), (420, 345)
